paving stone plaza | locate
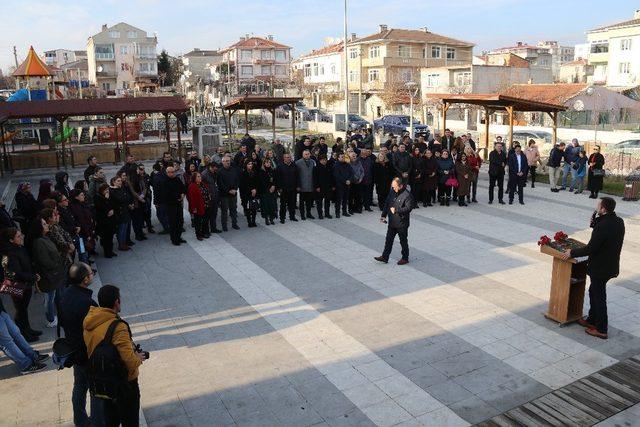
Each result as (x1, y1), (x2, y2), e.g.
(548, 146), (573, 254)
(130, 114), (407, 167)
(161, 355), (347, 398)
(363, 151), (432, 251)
(1, 170), (639, 426)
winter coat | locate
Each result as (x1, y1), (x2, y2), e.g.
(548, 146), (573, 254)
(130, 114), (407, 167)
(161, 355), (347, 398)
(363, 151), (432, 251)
(187, 183), (207, 216)
(422, 157), (438, 191)
(59, 285), (97, 365)
(0, 241), (37, 285)
(32, 236), (65, 292)
(455, 161), (472, 197)
(58, 205), (78, 237)
(436, 157), (455, 185)
(351, 159), (365, 184)
(109, 186), (132, 223)
(15, 191), (40, 223)
(200, 170), (220, 201)
(392, 151), (412, 177)
(276, 162), (298, 192)
(489, 150), (507, 176)
(373, 162), (393, 195)
(333, 162), (354, 187)
(360, 155), (374, 185)
(525, 146), (540, 166)
(87, 176), (106, 209)
(547, 147), (566, 168)
(54, 171), (71, 198)
(313, 162), (334, 194)
(382, 188), (414, 229)
(410, 156), (424, 184)
(94, 194), (116, 236)
(217, 165), (241, 197)
(587, 153), (605, 192)
(295, 158), (316, 192)
(70, 199), (94, 238)
(83, 307), (141, 381)
(570, 213), (625, 280)
(240, 170), (260, 200)
(468, 155), (482, 180)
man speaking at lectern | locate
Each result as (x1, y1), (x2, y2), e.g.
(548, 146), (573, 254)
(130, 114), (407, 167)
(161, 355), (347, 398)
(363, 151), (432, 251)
(561, 197), (624, 339)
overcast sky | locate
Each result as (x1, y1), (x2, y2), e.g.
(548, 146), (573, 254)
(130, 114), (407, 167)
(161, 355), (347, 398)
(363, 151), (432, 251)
(0, 0), (635, 72)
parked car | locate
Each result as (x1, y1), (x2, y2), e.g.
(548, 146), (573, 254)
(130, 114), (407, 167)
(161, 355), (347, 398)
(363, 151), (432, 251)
(374, 115), (430, 138)
(608, 139), (640, 151)
(505, 130), (557, 156)
(334, 113), (371, 131)
(305, 108), (332, 122)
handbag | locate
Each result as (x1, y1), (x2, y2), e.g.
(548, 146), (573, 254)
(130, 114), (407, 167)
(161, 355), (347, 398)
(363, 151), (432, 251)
(592, 168), (605, 177)
(445, 173), (459, 188)
(1, 277), (27, 299)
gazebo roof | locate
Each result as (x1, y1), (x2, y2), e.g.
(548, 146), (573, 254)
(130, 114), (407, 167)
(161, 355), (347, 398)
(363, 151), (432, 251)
(12, 46), (52, 77)
(426, 93), (567, 112)
(223, 95), (302, 111)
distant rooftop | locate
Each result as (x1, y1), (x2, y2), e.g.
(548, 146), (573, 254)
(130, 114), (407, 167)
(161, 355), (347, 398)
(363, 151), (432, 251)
(589, 10), (640, 32)
(351, 26), (473, 47)
(183, 48), (221, 57)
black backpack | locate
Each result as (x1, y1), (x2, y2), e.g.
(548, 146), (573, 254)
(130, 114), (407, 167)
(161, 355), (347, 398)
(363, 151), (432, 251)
(87, 319), (129, 400)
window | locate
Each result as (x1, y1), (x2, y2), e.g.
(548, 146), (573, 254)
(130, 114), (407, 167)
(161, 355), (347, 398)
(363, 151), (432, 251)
(330, 64), (336, 75)
(261, 50), (272, 59)
(369, 46), (380, 58)
(109, 31), (120, 38)
(349, 70), (358, 82)
(275, 65), (286, 75)
(261, 65), (271, 75)
(368, 69), (379, 81)
(319, 64), (325, 75)
(241, 50), (252, 60)
(313, 62), (318, 76)
(120, 45), (128, 55)
(426, 74), (439, 87)
(139, 63), (149, 71)
(241, 65), (253, 76)
(400, 69), (412, 82)
(127, 31), (137, 38)
(431, 46), (441, 58)
(621, 39), (632, 51)
(422, 48), (427, 59)
(304, 64), (311, 77)
(275, 50), (286, 61)
(349, 48), (358, 59)
(619, 62), (631, 74)
(398, 45), (410, 58)
(102, 82), (111, 91)
(591, 42), (608, 54)
(446, 48), (456, 60)
(455, 71), (471, 86)
(122, 81), (130, 89)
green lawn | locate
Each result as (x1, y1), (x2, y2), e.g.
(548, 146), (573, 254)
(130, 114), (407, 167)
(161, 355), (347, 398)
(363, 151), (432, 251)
(534, 172), (626, 197)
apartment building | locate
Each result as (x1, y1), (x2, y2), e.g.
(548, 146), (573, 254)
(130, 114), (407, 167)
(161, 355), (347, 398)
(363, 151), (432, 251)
(558, 59), (594, 84)
(292, 40), (343, 107)
(43, 49), (87, 68)
(586, 9), (640, 89)
(220, 35), (291, 95)
(181, 48), (222, 85)
(346, 25), (473, 115)
(488, 42), (553, 68)
(86, 22), (158, 95)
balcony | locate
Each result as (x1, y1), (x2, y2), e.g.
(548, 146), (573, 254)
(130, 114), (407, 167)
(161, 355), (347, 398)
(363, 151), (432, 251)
(137, 53), (157, 59)
(96, 70), (116, 78)
(95, 53), (115, 60)
(137, 70), (158, 77)
(253, 58), (275, 65)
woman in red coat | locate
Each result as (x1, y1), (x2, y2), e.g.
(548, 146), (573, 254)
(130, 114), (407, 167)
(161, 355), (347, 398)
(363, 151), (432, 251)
(187, 172), (212, 241)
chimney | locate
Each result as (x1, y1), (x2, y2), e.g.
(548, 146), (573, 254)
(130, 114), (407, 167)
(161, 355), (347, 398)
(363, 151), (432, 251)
(517, 41), (523, 47)
(635, 9), (640, 19)
(193, 48), (200, 51)
(240, 36), (246, 41)
(350, 33), (357, 41)
(267, 34), (274, 41)
(245, 33), (250, 40)
(422, 27), (429, 33)
(379, 24), (388, 33)
(101, 24), (108, 31)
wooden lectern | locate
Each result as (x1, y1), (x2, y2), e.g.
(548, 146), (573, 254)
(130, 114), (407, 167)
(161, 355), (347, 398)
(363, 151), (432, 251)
(540, 242), (587, 325)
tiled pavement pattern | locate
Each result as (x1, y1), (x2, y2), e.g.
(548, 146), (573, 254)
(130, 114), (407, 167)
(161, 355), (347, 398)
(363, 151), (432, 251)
(0, 173), (639, 426)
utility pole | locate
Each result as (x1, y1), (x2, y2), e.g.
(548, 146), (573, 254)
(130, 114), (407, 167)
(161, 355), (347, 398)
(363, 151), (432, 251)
(343, 0), (349, 138)
(13, 46), (19, 68)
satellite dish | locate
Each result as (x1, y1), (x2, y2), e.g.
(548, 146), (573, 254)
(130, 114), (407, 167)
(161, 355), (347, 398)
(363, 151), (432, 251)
(97, 65), (104, 73)
(573, 99), (585, 111)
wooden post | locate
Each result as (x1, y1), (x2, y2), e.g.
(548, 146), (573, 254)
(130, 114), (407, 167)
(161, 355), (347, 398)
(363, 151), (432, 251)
(164, 113), (171, 151)
(506, 105), (514, 149)
(550, 111), (558, 146)
(113, 116), (119, 164)
(484, 107), (491, 160)
(176, 113), (182, 161)
(59, 116), (67, 169)
(244, 106), (249, 135)
(442, 102), (450, 134)
(271, 108), (276, 142)
(121, 115), (127, 160)
(291, 102), (296, 145)
(0, 124), (5, 177)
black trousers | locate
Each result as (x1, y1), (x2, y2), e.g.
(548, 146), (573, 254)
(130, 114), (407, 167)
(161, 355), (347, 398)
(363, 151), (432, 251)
(167, 204), (183, 244)
(382, 225), (409, 260)
(361, 183), (373, 209)
(104, 379), (140, 427)
(508, 178), (525, 203)
(489, 174), (504, 202)
(299, 192), (314, 218)
(335, 185), (350, 215)
(208, 200), (219, 231)
(437, 184), (451, 201)
(12, 286), (33, 332)
(529, 165), (537, 186)
(349, 183), (362, 213)
(587, 276), (608, 334)
(279, 190), (297, 220)
(143, 200), (153, 229)
(193, 214), (206, 237)
(316, 191), (332, 217)
(99, 230), (115, 256)
(469, 175), (478, 201)
(220, 195), (238, 229)
(377, 190), (389, 210)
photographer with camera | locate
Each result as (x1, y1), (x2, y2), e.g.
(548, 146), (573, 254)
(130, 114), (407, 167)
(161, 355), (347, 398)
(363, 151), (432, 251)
(83, 285), (147, 426)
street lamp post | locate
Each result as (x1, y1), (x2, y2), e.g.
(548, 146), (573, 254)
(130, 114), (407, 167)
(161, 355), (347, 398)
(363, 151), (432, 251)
(343, 0), (349, 138)
(405, 81), (418, 139)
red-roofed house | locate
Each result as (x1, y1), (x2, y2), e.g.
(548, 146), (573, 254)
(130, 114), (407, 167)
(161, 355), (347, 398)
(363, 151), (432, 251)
(559, 59), (594, 84)
(291, 40), (344, 107)
(220, 35), (291, 95)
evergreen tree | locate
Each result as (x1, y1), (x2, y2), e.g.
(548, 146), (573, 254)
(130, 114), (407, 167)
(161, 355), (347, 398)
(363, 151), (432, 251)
(157, 50), (173, 86)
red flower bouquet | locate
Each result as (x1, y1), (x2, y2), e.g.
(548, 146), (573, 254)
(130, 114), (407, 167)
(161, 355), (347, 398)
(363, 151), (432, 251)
(554, 231), (568, 242)
(538, 235), (551, 246)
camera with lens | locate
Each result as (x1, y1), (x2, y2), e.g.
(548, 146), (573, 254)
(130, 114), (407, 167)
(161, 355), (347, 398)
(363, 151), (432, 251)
(135, 344), (150, 360)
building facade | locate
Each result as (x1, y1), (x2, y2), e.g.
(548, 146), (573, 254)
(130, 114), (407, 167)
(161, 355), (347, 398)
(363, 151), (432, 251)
(292, 41), (343, 108)
(220, 35), (291, 95)
(558, 59), (594, 84)
(586, 9), (640, 89)
(43, 49), (87, 68)
(86, 22), (158, 95)
(488, 42), (553, 68)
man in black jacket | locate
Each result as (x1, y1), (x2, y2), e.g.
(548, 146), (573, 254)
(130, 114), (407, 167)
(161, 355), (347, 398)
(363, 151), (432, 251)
(375, 178), (414, 265)
(488, 142), (507, 204)
(392, 144), (412, 182)
(561, 197), (625, 339)
(442, 129), (455, 152)
(217, 155), (240, 231)
(507, 144), (529, 205)
(313, 155), (334, 219)
(547, 143), (566, 192)
(276, 153), (298, 223)
(162, 166), (186, 245)
(58, 262), (103, 426)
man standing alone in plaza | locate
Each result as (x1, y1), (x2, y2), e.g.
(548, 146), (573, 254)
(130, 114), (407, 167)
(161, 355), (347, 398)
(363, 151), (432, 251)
(375, 178), (414, 265)
(488, 142), (507, 204)
(561, 197), (625, 339)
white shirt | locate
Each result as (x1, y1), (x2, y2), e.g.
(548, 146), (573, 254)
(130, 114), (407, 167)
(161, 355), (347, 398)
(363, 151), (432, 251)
(516, 154), (522, 172)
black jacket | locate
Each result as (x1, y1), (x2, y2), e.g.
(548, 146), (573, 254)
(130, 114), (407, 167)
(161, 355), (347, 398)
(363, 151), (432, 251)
(507, 152), (529, 182)
(0, 206), (17, 230)
(570, 213), (625, 279)
(374, 162), (393, 193)
(392, 151), (412, 176)
(313, 163), (334, 193)
(488, 150), (507, 176)
(109, 186), (132, 222)
(547, 147), (566, 168)
(382, 188), (414, 229)
(58, 285), (97, 364)
(94, 194), (116, 235)
(15, 191), (41, 222)
(0, 241), (37, 284)
(162, 177), (186, 205)
(55, 171), (71, 198)
(217, 166), (240, 196)
(240, 170), (260, 198)
(58, 205), (78, 237)
(276, 162), (298, 191)
(333, 162), (354, 187)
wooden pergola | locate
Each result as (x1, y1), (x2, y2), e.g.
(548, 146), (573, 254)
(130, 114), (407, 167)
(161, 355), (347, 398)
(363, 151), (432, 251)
(222, 95), (302, 143)
(427, 93), (567, 158)
(0, 96), (189, 169)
